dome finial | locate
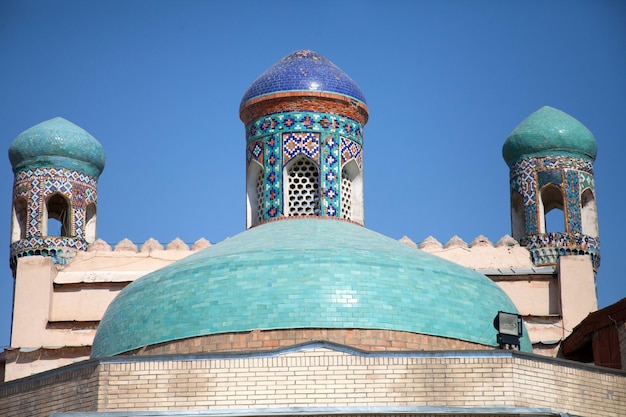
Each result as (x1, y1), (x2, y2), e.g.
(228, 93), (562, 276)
(9, 117), (106, 177)
(502, 106), (597, 168)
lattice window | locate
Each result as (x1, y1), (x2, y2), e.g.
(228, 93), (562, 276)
(256, 168), (264, 224)
(341, 169), (353, 219)
(286, 157), (320, 216)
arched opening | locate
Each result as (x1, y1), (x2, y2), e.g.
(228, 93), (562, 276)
(581, 188), (599, 238)
(246, 161), (264, 228)
(510, 191), (525, 241)
(540, 184), (564, 234)
(341, 160), (363, 224)
(45, 193), (71, 237)
(11, 198), (28, 243)
(284, 156), (320, 217)
(85, 203), (97, 243)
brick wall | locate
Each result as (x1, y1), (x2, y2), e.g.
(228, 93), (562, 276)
(2, 346), (624, 417)
(138, 329), (488, 356)
(96, 347), (626, 416)
(0, 362), (98, 417)
(240, 92), (369, 125)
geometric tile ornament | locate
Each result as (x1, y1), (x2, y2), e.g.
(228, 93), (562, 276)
(246, 111), (364, 225)
(282, 132), (320, 164)
(10, 166), (98, 273)
(509, 155), (599, 269)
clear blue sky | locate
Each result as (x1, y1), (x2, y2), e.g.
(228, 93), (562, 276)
(0, 0), (624, 348)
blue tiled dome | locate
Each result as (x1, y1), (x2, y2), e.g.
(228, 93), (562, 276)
(9, 117), (106, 177)
(92, 219), (530, 357)
(503, 106), (597, 167)
(240, 50), (367, 107)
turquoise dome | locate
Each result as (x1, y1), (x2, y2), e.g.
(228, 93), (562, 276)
(503, 106), (597, 167)
(240, 50), (367, 107)
(9, 117), (106, 177)
(92, 219), (530, 357)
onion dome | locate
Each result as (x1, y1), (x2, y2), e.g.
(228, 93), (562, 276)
(502, 106), (597, 168)
(9, 117), (106, 177)
(92, 218), (530, 357)
(240, 50), (367, 107)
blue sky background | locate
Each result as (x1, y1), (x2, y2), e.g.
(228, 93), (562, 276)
(0, 0), (624, 348)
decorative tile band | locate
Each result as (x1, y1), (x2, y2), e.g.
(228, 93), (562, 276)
(282, 132), (320, 164)
(246, 111), (363, 145)
(10, 237), (87, 271)
(510, 155), (593, 179)
(340, 136), (362, 170)
(263, 134), (282, 219)
(321, 136), (340, 216)
(14, 167), (98, 187)
(509, 155), (596, 236)
(246, 110), (364, 224)
(13, 167), (98, 239)
(10, 167), (98, 272)
(521, 232), (600, 270)
(565, 170), (581, 233)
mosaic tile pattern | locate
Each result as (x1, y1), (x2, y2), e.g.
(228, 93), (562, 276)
(321, 136), (340, 216)
(247, 112), (364, 225)
(580, 171), (594, 190)
(537, 170), (562, 188)
(246, 140), (263, 165)
(565, 170), (581, 233)
(521, 233), (600, 270)
(10, 237), (85, 271)
(340, 136), (363, 169)
(92, 218), (530, 357)
(240, 50), (367, 106)
(263, 135), (282, 219)
(10, 166), (98, 271)
(282, 132), (320, 164)
(508, 155), (599, 267)
(247, 111), (363, 145)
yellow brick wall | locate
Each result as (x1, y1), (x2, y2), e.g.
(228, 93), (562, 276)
(96, 348), (626, 416)
(1, 347), (625, 417)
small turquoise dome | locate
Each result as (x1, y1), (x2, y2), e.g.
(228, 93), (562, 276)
(9, 117), (106, 177)
(240, 50), (367, 107)
(92, 219), (530, 357)
(503, 106), (597, 167)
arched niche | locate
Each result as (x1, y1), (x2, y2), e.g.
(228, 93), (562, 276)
(581, 188), (599, 238)
(11, 197), (28, 243)
(85, 203), (97, 243)
(540, 184), (564, 234)
(44, 193), (72, 237)
(511, 191), (525, 241)
(246, 160), (264, 228)
(341, 160), (363, 224)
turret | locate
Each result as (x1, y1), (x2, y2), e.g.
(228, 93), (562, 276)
(503, 106), (599, 269)
(239, 50), (369, 228)
(8, 117), (105, 272)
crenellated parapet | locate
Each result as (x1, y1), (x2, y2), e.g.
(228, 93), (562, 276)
(399, 234), (535, 271)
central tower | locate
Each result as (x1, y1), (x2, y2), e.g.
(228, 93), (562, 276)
(239, 50), (369, 228)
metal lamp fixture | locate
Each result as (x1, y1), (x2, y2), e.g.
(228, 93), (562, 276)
(494, 311), (523, 349)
